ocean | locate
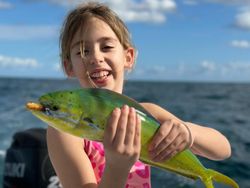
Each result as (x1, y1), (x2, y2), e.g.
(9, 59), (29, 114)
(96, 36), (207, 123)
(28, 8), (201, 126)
(0, 77), (249, 188)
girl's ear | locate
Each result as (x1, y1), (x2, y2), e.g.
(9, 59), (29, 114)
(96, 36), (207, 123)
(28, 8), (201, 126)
(63, 60), (75, 77)
(124, 47), (135, 70)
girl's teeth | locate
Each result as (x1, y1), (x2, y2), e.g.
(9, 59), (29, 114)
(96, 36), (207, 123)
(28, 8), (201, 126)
(96, 75), (107, 81)
(91, 71), (109, 78)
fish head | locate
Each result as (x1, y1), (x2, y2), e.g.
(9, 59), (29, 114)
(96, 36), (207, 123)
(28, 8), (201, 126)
(26, 89), (105, 141)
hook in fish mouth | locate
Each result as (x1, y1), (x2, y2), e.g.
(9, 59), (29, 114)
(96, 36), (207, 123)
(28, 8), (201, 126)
(26, 102), (59, 115)
(26, 102), (44, 111)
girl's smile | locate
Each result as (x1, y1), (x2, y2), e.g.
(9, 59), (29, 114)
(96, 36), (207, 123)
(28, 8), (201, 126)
(89, 69), (112, 86)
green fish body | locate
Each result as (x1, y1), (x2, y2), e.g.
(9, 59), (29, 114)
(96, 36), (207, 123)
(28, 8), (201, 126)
(27, 88), (238, 188)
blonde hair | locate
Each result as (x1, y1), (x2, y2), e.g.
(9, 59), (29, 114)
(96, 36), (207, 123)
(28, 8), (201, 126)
(60, 2), (136, 71)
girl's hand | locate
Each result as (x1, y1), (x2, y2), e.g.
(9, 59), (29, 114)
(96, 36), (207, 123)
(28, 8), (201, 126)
(148, 119), (193, 162)
(103, 105), (141, 172)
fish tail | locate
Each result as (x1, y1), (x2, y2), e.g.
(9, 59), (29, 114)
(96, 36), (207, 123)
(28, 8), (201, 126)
(204, 169), (239, 188)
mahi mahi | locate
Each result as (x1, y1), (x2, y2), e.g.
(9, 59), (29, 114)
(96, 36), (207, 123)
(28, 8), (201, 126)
(26, 88), (238, 188)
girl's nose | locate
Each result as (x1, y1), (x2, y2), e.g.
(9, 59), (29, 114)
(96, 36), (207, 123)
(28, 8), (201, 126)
(89, 49), (104, 64)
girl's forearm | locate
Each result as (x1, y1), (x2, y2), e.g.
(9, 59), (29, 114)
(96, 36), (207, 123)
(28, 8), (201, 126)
(98, 165), (130, 188)
(186, 122), (231, 160)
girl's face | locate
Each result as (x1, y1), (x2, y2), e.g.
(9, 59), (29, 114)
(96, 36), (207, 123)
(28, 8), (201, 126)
(66, 17), (134, 93)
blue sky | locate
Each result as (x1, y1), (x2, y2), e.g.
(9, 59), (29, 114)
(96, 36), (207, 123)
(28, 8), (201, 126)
(0, 0), (249, 82)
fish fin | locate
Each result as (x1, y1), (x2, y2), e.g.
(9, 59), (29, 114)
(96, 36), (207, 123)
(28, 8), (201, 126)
(140, 158), (198, 180)
(206, 169), (239, 188)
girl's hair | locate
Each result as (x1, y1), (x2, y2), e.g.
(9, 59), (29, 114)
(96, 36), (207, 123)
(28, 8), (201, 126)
(60, 2), (136, 70)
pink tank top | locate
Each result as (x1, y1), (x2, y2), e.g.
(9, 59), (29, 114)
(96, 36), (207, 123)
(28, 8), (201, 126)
(84, 139), (151, 188)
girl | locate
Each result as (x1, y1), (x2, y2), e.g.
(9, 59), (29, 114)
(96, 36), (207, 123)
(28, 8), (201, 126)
(47, 2), (231, 188)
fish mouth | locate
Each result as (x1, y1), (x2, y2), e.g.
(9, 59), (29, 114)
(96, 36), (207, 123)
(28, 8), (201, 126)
(26, 101), (58, 116)
(26, 101), (77, 122)
(26, 101), (102, 132)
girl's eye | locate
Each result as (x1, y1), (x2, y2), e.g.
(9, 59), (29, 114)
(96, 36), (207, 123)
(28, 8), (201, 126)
(84, 50), (89, 55)
(76, 50), (89, 56)
(75, 50), (89, 57)
(103, 46), (113, 51)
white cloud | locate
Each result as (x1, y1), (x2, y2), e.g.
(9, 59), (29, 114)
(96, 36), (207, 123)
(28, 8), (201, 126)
(131, 65), (168, 75)
(109, 0), (177, 23)
(203, 3), (250, 31)
(200, 60), (216, 72)
(53, 63), (62, 72)
(33, 0), (176, 23)
(0, 1), (12, 9)
(0, 54), (39, 69)
(205, 2), (250, 31)
(234, 7), (250, 30)
(219, 61), (250, 76)
(182, 1), (250, 31)
(198, 60), (250, 74)
(181, 0), (250, 6)
(230, 40), (250, 48)
(0, 25), (58, 40)
(227, 61), (250, 70)
(116, 10), (167, 23)
(197, 61), (250, 81)
(130, 60), (250, 81)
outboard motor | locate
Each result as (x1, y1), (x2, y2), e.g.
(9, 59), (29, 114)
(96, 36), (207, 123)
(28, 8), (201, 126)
(3, 128), (61, 188)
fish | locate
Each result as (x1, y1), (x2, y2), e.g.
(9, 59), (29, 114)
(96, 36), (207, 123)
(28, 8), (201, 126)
(26, 88), (238, 188)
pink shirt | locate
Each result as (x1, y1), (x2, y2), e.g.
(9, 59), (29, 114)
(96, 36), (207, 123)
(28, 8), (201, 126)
(84, 139), (151, 188)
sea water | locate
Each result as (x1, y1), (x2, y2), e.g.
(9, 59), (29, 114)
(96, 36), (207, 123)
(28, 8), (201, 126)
(0, 78), (249, 187)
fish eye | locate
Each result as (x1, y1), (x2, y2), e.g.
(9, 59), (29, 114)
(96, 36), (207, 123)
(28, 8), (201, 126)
(51, 106), (59, 111)
(83, 117), (94, 123)
(45, 105), (59, 111)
